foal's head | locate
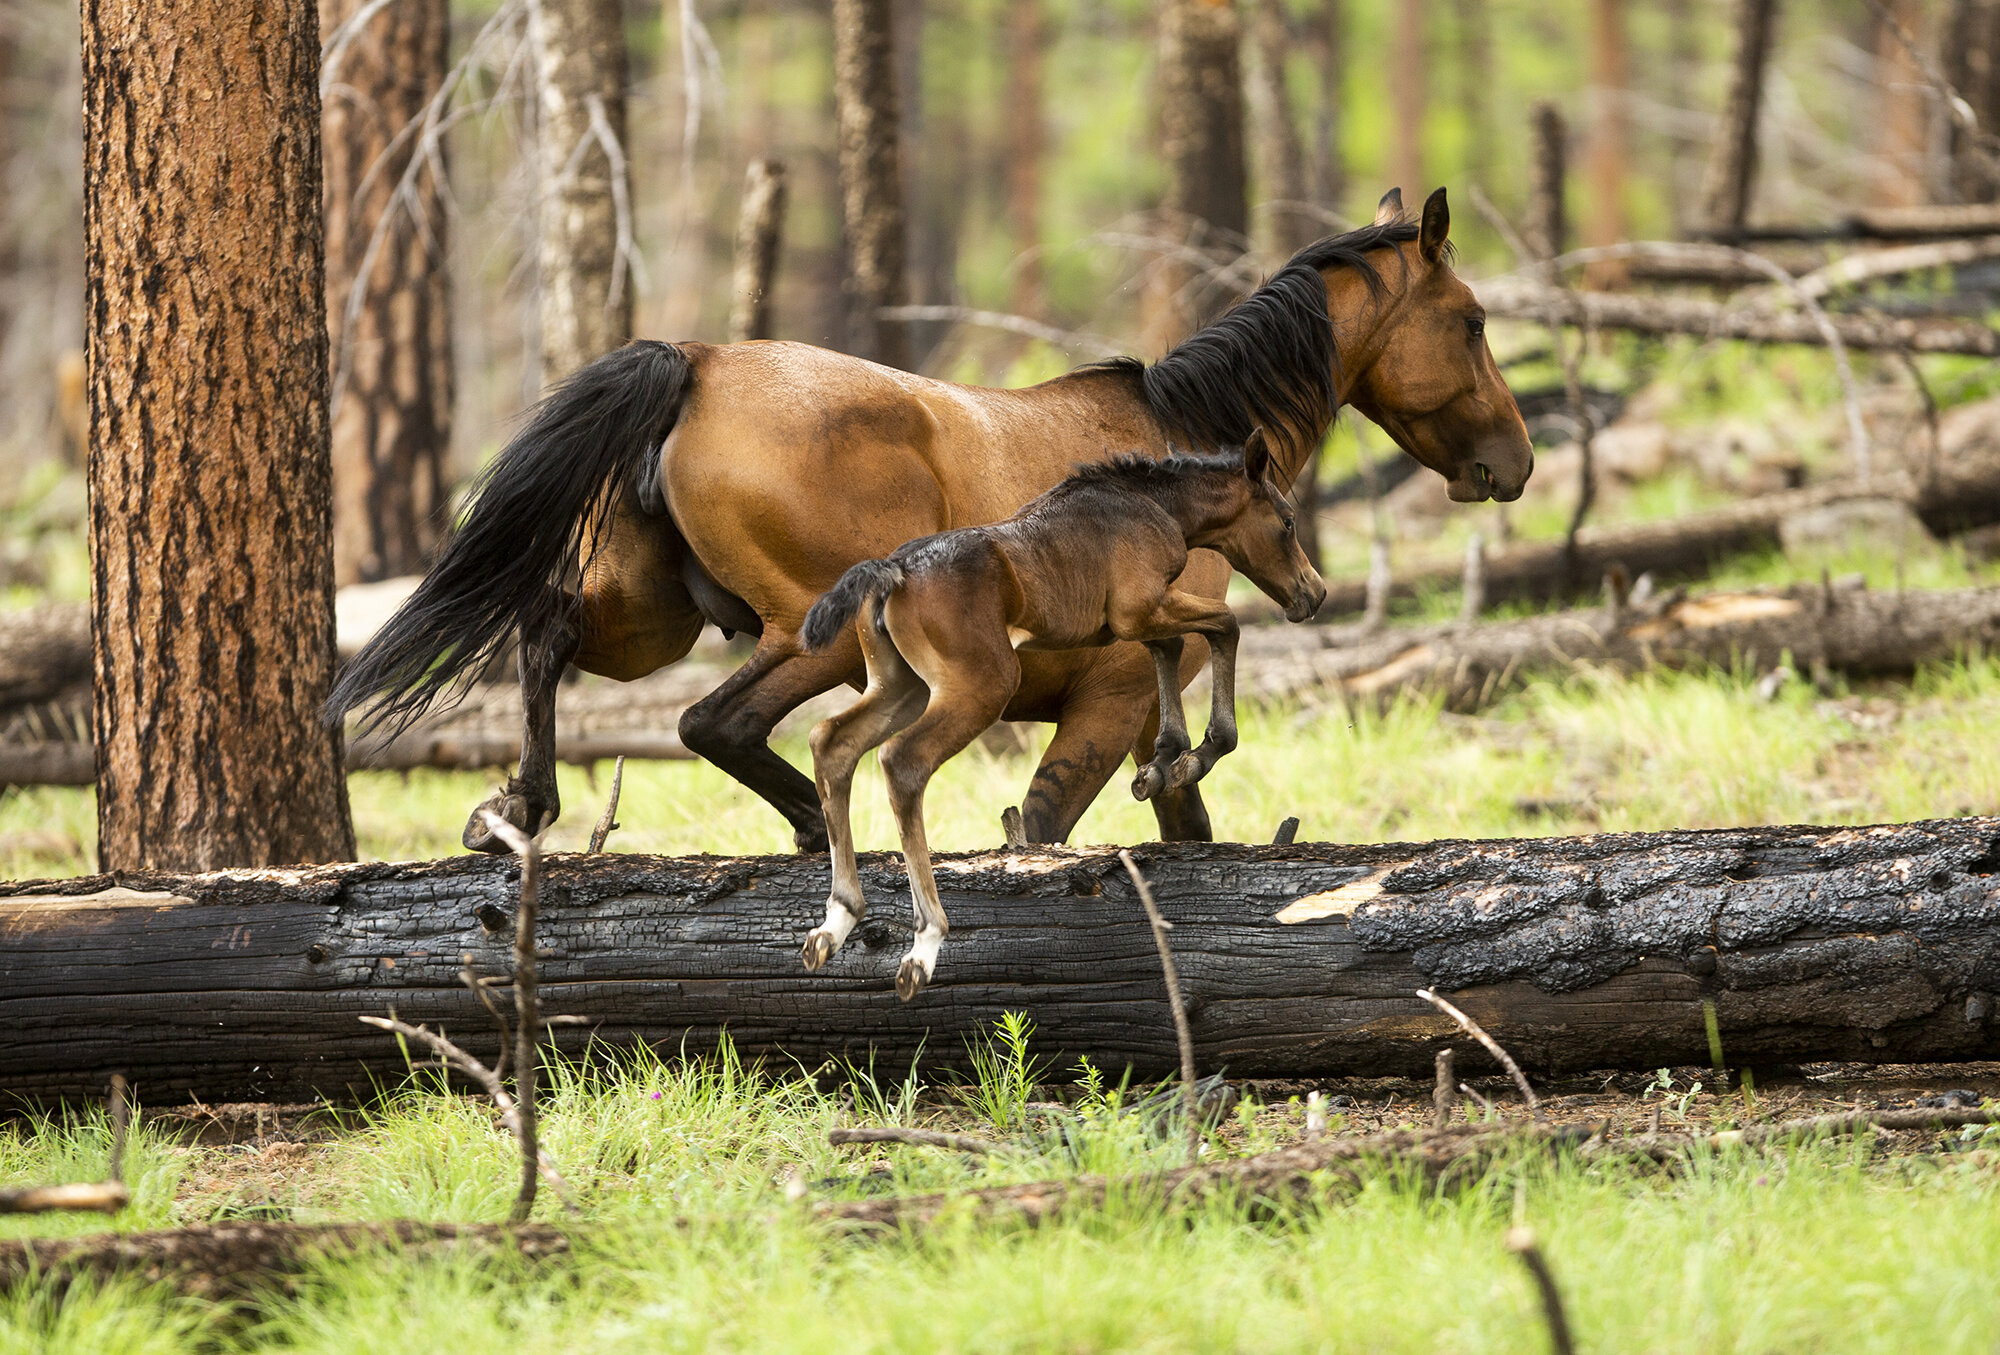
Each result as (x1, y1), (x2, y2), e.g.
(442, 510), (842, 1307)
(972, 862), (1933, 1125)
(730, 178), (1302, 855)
(1337, 188), (1534, 504)
(1197, 431), (1328, 623)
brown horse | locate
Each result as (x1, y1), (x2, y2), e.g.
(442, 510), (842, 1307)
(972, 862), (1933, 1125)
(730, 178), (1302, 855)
(799, 434), (1325, 997)
(327, 187), (1531, 854)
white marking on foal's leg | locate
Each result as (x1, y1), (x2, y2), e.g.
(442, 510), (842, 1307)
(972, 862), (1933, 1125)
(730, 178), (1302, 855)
(801, 898), (861, 971)
(896, 924), (944, 1001)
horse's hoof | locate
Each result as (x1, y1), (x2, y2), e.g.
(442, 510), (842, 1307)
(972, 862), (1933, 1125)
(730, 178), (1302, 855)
(895, 958), (929, 1001)
(794, 824), (831, 854)
(461, 785), (551, 854)
(801, 929), (838, 971)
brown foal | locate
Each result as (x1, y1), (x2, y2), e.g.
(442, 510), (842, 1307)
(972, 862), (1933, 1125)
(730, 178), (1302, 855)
(797, 432), (1326, 999)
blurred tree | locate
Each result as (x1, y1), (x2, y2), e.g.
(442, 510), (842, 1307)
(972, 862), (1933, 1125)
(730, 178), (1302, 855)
(1451, 0), (1493, 201)
(1306, 0), (1346, 215)
(1583, 0), (1628, 286)
(1945, 0), (2000, 202)
(1146, 0), (1248, 352)
(1528, 101), (1567, 264)
(1870, 0), (1928, 207)
(1389, 0), (1426, 199)
(1700, 0), (1777, 233)
(1247, 0), (1314, 257)
(833, 0), (910, 367)
(527, 0), (632, 382)
(321, 0), (452, 586)
(1004, 0), (1049, 317)
(83, 0), (354, 869)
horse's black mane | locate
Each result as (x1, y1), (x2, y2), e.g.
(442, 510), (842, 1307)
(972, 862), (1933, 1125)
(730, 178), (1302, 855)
(1090, 219), (1425, 453)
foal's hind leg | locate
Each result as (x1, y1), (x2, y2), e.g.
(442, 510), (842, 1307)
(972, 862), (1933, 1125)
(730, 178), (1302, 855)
(802, 629), (928, 970)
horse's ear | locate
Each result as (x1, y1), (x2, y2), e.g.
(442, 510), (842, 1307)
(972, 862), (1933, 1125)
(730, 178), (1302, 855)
(1373, 188), (1404, 226)
(1242, 428), (1272, 484)
(1419, 187), (1450, 264)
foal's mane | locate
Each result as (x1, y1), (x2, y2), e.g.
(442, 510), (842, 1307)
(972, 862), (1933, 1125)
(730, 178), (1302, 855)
(1058, 450), (1244, 492)
(1090, 219), (1424, 455)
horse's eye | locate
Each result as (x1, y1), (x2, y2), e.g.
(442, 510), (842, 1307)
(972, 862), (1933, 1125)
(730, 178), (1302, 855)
(1466, 316), (1486, 341)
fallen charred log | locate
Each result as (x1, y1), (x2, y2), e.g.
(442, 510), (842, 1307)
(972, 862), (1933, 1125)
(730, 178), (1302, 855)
(1245, 580), (2000, 711)
(5, 820), (2000, 1104)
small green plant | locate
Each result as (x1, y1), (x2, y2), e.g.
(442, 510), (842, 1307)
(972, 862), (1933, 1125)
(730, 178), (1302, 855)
(1644, 1068), (1704, 1123)
(961, 1011), (1048, 1132)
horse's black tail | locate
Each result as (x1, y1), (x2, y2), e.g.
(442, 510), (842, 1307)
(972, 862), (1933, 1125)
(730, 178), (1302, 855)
(325, 340), (692, 736)
(802, 558), (904, 652)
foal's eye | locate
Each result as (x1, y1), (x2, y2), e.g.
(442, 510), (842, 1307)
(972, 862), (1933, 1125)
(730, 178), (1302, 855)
(1466, 316), (1486, 341)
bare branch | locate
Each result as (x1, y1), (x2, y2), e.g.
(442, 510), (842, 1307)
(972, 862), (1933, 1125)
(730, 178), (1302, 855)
(1506, 1226), (1577, 1355)
(476, 809), (544, 1224)
(587, 754), (626, 854)
(829, 1126), (1000, 1155)
(1416, 989), (1541, 1121)
(0, 1182), (130, 1215)
(1120, 850), (1201, 1167)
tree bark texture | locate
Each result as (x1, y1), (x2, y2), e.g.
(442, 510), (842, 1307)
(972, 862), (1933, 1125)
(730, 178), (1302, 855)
(1583, 0), (1628, 289)
(8, 819), (2000, 1103)
(832, 0), (909, 369)
(1003, 0), (1047, 317)
(1307, 0), (1344, 214)
(1246, 580), (2000, 711)
(1945, 0), (2000, 202)
(1146, 0), (1248, 352)
(1475, 277), (2000, 357)
(1450, 0), (1492, 212)
(1246, 0), (1314, 258)
(527, 0), (632, 383)
(1526, 102), (1566, 265)
(1388, 0), (1426, 199)
(1700, 0), (1777, 232)
(321, 0), (452, 588)
(727, 159), (788, 343)
(82, 0), (355, 871)
(1870, 0), (1930, 210)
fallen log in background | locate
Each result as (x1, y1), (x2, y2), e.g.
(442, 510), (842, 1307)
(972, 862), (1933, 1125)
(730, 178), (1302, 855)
(1244, 580), (2000, 711)
(5, 819), (2000, 1104)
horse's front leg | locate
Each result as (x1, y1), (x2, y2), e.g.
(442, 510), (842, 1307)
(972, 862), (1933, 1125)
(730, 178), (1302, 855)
(1130, 636), (1189, 802)
(464, 599), (578, 852)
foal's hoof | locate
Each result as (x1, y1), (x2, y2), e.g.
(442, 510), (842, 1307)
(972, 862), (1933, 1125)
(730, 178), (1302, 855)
(895, 957), (930, 1001)
(801, 929), (839, 971)
(462, 783), (554, 854)
(1167, 751), (1207, 792)
(1131, 762), (1169, 802)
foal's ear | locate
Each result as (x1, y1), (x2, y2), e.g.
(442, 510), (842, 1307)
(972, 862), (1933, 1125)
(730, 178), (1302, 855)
(1419, 187), (1450, 264)
(1242, 427), (1272, 484)
(1373, 188), (1405, 226)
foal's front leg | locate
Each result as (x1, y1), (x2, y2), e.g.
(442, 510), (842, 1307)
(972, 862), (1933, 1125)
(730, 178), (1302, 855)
(1117, 590), (1240, 797)
(1166, 609), (1240, 792)
(1131, 636), (1191, 802)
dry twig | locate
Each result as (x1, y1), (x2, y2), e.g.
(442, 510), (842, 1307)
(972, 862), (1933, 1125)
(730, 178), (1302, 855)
(587, 754), (626, 853)
(1433, 1049), (1456, 1131)
(477, 810), (545, 1222)
(829, 1127), (1001, 1155)
(1417, 989), (1542, 1121)
(1120, 850), (1201, 1167)
(1506, 1225), (1577, 1355)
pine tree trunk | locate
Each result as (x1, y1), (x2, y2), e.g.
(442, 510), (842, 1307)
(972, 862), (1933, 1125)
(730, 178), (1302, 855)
(1583, 0), (1628, 288)
(1700, 0), (1777, 233)
(82, 0), (355, 870)
(321, 0), (453, 587)
(1308, 0), (1344, 215)
(1145, 0), (1247, 352)
(1388, 1), (1426, 199)
(832, 0), (910, 369)
(1246, 0), (1313, 258)
(1527, 102), (1567, 265)
(1003, 0), (1047, 318)
(527, 0), (632, 383)
(1871, 0), (1931, 209)
(1451, 0), (1491, 203)
(1943, 0), (2000, 202)
(727, 159), (788, 343)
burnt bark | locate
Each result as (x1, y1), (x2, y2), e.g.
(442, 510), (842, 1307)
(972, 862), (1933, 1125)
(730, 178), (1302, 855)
(82, 0), (355, 870)
(7, 819), (2000, 1102)
(727, 159), (788, 343)
(528, 0), (632, 382)
(832, 0), (909, 368)
(321, 0), (453, 586)
(1248, 581), (2000, 710)
(1699, 0), (1777, 232)
(1145, 0), (1249, 352)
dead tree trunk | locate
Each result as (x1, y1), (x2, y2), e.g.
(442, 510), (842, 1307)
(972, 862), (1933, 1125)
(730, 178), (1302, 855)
(1700, 0), (1777, 234)
(321, 0), (453, 587)
(7, 819), (2000, 1102)
(1451, 0), (1492, 205)
(832, 0), (910, 368)
(82, 0), (355, 870)
(1003, 0), (1048, 318)
(727, 159), (788, 343)
(1145, 0), (1248, 352)
(1246, 0), (1314, 257)
(1583, 0), (1628, 288)
(527, 0), (632, 382)
(1388, 0), (1426, 198)
(1306, 0), (1345, 214)
(1526, 102), (1566, 265)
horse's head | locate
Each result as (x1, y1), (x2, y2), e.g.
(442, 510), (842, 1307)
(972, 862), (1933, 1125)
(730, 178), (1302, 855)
(1339, 187), (1533, 503)
(1209, 430), (1328, 623)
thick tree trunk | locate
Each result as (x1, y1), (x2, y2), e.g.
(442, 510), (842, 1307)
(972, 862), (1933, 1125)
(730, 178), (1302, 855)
(1003, 0), (1047, 318)
(1582, 0), (1628, 288)
(1871, 0), (1931, 209)
(1476, 277), (2000, 357)
(1700, 0), (1777, 233)
(1945, 0), (2000, 202)
(527, 0), (632, 382)
(1245, 0), (1313, 257)
(8, 819), (2000, 1102)
(832, 0), (909, 368)
(1388, 0), (1425, 199)
(1247, 581), (2000, 710)
(321, 0), (453, 587)
(82, 0), (355, 870)
(1526, 102), (1566, 265)
(1306, 0), (1344, 214)
(727, 159), (788, 343)
(1145, 0), (1248, 352)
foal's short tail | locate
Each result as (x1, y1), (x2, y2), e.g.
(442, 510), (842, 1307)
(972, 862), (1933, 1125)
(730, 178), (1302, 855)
(325, 340), (692, 736)
(802, 558), (904, 652)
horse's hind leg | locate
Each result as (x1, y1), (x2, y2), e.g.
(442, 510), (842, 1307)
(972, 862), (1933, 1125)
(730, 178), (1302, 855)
(803, 628), (928, 970)
(464, 595), (579, 851)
